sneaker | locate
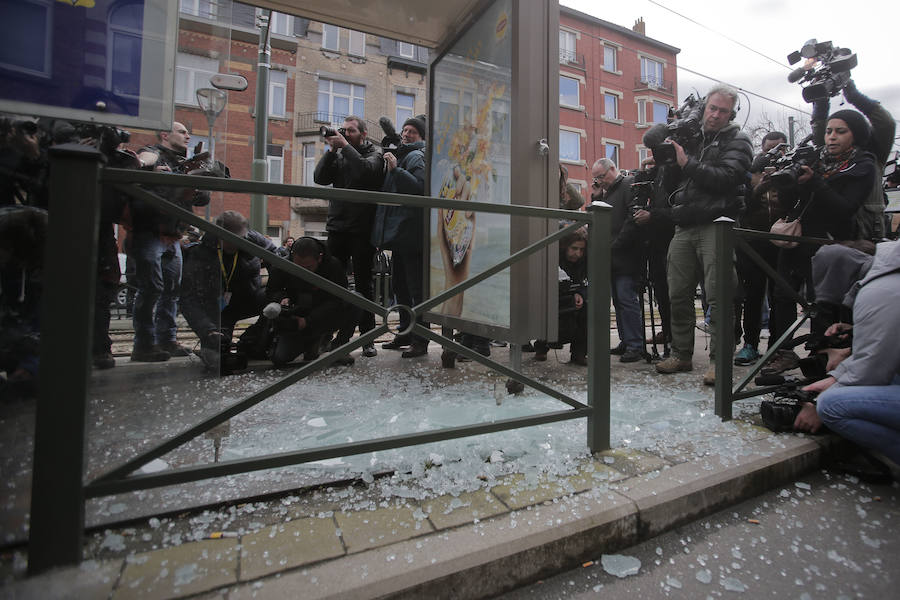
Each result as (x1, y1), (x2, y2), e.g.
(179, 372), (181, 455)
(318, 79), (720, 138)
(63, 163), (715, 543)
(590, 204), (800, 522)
(362, 344), (377, 357)
(696, 319), (710, 334)
(761, 350), (800, 375)
(760, 328), (770, 339)
(656, 356), (693, 374)
(620, 348), (643, 363)
(733, 344), (761, 366)
(569, 354), (587, 366)
(383, 337), (411, 351)
(93, 352), (116, 370)
(160, 341), (191, 357)
(401, 344), (428, 358)
(703, 366), (716, 386)
(610, 342), (626, 356)
(131, 345), (171, 362)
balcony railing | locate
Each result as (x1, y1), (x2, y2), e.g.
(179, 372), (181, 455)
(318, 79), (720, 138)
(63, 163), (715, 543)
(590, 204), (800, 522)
(633, 76), (674, 95)
(558, 50), (585, 69)
(296, 111), (382, 136)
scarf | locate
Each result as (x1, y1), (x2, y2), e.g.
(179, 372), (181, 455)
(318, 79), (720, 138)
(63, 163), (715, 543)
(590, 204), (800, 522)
(818, 146), (858, 180)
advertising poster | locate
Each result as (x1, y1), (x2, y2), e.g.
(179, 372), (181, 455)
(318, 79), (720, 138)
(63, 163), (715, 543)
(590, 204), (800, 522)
(429, 0), (512, 329)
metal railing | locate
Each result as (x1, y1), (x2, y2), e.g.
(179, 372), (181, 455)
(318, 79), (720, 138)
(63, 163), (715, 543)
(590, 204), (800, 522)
(633, 76), (674, 95)
(295, 111), (381, 135)
(28, 144), (611, 573)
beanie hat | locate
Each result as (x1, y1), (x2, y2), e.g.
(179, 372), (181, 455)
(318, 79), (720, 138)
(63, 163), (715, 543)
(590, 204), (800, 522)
(827, 109), (870, 147)
(403, 114), (427, 140)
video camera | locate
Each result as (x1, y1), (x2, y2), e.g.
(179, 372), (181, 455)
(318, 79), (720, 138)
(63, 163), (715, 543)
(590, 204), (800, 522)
(884, 151), (900, 189)
(630, 167), (656, 208)
(767, 143), (820, 188)
(760, 385), (819, 432)
(787, 39), (857, 103)
(378, 116), (401, 151)
(653, 94), (704, 166)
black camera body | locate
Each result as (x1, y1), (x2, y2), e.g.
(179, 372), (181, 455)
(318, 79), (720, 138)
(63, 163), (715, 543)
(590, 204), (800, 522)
(787, 39), (857, 103)
(768, 144), (820, 188)
(654, 94), (704, 166)
(319, 125), (346, 138)
(760, 387), (819, 432)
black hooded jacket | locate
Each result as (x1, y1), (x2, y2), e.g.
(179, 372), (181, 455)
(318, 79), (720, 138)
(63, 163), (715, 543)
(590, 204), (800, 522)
(266, 237), (348, 328)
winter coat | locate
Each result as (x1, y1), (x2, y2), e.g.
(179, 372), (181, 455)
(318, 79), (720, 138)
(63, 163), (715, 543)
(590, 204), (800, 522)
(266, 237), (348, 329)
(645, 122), (753, 226)
(371, 141), (426, 252)
(314, 139), (384, 234)
(132, 144), (210, 236)
(602, 174), (643, 277)
(180, 229), (276, 337)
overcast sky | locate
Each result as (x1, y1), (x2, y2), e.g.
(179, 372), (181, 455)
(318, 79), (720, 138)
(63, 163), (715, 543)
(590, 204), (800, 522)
(562, 0), (899, 151)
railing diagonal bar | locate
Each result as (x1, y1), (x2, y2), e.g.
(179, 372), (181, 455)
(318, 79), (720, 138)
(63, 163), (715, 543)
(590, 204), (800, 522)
(734, 233), (810, 310)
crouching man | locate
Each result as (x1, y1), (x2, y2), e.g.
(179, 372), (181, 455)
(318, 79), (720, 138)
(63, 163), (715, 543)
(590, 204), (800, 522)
(265, 237), (353, 367)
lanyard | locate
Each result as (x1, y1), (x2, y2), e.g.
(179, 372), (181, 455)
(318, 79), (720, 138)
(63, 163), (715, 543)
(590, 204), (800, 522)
(217, 247), (238, 292)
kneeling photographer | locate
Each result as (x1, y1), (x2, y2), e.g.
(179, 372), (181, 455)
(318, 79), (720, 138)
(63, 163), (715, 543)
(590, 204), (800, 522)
(792, 241), (900, 471)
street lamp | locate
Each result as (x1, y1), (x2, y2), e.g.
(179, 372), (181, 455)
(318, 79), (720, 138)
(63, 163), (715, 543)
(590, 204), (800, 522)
(195, 87), (227, 160)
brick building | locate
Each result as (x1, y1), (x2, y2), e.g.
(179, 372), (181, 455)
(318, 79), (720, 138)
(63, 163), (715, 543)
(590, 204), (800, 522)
(558, 6), (679, 196)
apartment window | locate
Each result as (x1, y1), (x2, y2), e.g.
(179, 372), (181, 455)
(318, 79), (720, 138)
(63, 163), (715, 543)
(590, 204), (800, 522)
(397, 41), (416, 58)
(491, 99), (509, 145)
(269, 69), (287, 118)
(604, 143), (620, 167)
(559, 75), (579, 107)
(638, 146), (650, 164)
(437, 87), (474, 134)
(559, 29), (576, 63)
(640, 57), (664, 87)
(175, 52), (218, 105)
(302, 143), (317, 185)
(396, 92), (414, 125)
(638, 99), (670, 125)
(267, 145), (284, 184)
(1, 0), (52, 77)
(322, 23), (339, 51)
(603, 93), (618, 120)
(269, 12), (293, 36)
(603, 45), (617, 71)
(317, 79), (365, 125)
(179, 0), (216, 20)
(559, 130), (580, 162)
(108, 3), (143, 97)
(348, 30), (366, 57)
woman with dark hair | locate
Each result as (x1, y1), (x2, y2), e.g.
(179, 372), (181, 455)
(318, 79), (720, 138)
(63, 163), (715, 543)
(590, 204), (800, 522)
(765, 109), (877, 374)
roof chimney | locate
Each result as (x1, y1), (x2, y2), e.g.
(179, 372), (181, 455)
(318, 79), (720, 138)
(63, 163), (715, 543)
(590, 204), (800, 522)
(633, 17), (646, 36)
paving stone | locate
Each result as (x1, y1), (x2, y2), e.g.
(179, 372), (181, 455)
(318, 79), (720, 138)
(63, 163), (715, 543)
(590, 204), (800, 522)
(335, 504), (434, 553)
(115, 538), (238, 600)
(597, 448), (671, 477)
(422, 489), (509, 530)
(240, 516), (344, 581)
(0, 558), (122, 600)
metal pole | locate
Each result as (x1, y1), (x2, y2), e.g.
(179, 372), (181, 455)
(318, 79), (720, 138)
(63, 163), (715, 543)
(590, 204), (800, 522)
(28, 145), (104, 573)
(714, 217), (736, 420)
(205, 114), (216, 220)
(250, 10), (271, 233)
(788, 116), (796, 147)
(587, 201), (612, 452)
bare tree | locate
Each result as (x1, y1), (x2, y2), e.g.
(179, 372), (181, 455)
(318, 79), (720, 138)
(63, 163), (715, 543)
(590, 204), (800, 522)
(746, 107), (812, 150)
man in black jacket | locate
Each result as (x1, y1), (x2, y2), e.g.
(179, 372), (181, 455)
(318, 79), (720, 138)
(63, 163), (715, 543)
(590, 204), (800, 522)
(643, 84), (753, 385)
(314, 116), (383, 358)
(266, 237), (351, 367)
(592, 158), (644, 363)
(180, 211), (276, 370)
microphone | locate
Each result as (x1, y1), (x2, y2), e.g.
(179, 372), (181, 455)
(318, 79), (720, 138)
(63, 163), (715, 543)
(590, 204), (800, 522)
(787, 67), (807, 84)
(379, 116), (397, 139)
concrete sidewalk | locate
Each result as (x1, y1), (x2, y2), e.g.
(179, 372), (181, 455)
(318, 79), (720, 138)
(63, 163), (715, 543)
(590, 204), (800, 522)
(1, 325), (839, 600)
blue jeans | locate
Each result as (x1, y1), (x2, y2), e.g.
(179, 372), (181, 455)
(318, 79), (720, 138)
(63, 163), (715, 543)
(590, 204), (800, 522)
(130, 232), (182, 348)
(612, 274), (642, 351)
(817, 375), (900, 464)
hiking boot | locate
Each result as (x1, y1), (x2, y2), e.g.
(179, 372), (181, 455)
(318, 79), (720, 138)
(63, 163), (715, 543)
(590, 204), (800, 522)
(703, 366), (716, 386)
(401, 344), (428, 358)
(656, 356), (692, 374)
(93, 352), (116, 370)
(383, 337), (411, 350)
(160, 341), (191, 357)
(610, 342), (626, 356)
(362, 344), (377, 357)
(761, 350), (800, 375)
(131, 345), (171, 362)
(620, 348), (643, 363)
(733, 344), (761, 366)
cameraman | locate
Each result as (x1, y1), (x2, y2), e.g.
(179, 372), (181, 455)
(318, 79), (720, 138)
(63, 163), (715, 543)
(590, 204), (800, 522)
(128, 122), (210, 362)
(591, 158), (643, 363)
(793, 241), (900, 468)
(314, 116), (384, 358)
(643, 84), (753, 385)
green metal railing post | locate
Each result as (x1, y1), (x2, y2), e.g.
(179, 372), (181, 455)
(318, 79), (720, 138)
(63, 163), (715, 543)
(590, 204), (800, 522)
(28, 145), (104, 574)
(587, 201), (612, 452)
(714, 217), (736, 420)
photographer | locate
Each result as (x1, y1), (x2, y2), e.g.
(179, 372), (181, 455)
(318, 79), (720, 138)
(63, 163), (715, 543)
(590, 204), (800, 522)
(793, 241), (900, 468)
(128, 122), (210, 362)
(591, 158), (643, 363)
(533, 229), (588, 365)
(266, 237), (352, 367)
(180, 211), (276, 372)
(643, 84), (753, 385)
(314, 116), (384, 358)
